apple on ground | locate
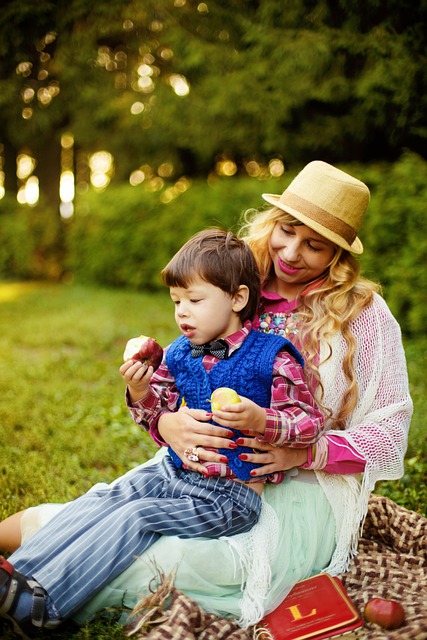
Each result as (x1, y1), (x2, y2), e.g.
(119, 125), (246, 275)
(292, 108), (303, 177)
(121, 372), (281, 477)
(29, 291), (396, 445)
(123, 335), (163, 371)
(210, 387), (241, 411)
(364, 597), (405, 630)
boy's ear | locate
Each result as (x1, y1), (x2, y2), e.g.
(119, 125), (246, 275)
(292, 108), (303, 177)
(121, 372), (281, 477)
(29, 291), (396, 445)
(232, 285), (250, 313)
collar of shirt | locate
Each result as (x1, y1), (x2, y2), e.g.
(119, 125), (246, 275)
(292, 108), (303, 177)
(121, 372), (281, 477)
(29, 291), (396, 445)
(260, 274), (327, 312)
(201, 319), (251, 367)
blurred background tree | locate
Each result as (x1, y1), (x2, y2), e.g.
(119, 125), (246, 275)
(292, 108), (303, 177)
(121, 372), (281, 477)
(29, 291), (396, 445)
(0, 0), (426, 201)
(0, 0), (426, 336)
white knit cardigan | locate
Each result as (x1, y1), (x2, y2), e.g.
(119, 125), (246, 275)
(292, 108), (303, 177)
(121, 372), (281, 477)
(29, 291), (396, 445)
(317, 292), (413, 574)
(230, 293), (413, 627)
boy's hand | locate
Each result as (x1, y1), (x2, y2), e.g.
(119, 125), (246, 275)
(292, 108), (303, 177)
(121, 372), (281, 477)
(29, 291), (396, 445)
(119, 359), (153, 403)
(212, 395), (266, 435)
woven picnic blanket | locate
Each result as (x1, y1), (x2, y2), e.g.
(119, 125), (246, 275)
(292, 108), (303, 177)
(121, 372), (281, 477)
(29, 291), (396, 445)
(125, 494), (427, 640)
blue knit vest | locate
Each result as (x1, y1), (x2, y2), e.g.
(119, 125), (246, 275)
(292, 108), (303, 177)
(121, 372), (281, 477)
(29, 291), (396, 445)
(166, 330), (303, 480)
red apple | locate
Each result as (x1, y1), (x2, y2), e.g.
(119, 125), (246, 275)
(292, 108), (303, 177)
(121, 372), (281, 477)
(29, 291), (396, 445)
(364, 597), (405, 630)
(123, 335), (163, 371)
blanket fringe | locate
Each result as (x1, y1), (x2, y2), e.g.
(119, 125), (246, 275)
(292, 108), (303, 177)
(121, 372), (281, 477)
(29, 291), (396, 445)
(252, 626), (274, 640)
(125, 564), (176, 636)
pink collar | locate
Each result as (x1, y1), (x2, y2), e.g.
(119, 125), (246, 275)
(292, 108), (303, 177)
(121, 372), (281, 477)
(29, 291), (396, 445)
(261, 275), (327, 311)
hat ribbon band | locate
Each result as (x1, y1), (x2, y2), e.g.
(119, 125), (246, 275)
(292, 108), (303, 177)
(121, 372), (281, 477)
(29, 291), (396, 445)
(280, 191), (357, 245)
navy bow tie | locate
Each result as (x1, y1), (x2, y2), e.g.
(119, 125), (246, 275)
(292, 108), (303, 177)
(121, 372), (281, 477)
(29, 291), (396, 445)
(190, 339), (229, 360)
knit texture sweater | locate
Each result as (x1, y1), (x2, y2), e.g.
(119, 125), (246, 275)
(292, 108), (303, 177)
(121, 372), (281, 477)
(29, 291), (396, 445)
(166, 329), (301, 480)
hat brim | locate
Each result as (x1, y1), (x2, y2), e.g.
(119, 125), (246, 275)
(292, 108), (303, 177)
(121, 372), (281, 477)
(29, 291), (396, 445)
(262, 193), (363, 255)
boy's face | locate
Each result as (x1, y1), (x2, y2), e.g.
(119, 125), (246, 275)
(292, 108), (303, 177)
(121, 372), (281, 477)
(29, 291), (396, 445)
(169, 276), (244, 345)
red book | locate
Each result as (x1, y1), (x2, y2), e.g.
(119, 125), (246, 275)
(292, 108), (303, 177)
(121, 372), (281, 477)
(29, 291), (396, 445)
(258, 573), (364, 640)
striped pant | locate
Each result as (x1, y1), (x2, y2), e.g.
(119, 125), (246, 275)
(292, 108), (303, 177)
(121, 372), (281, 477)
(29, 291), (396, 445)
(10, 455), (261, 619)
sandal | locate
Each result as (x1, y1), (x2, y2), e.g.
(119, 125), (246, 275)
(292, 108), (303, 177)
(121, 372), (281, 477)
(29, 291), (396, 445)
(0, 556), (46, 639)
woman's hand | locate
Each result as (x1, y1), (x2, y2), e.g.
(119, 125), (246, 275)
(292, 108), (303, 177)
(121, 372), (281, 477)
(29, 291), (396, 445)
(158, 408), (236, 474)
(234, 436), (309, 477)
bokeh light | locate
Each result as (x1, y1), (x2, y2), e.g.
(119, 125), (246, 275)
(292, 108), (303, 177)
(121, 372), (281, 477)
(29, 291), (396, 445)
(59, 171), (75, 203)
(17, 154), (36, 180)
(130, 101), (145, 115)
(89, 151), (114, 191)
(17, 175), (39, 206)
(160, 176), (191, 204)
(269, 158), (285, 177)
(168, 74), (190, 96)
(216, 158), (237, 176)
(129, 170), (145, 186)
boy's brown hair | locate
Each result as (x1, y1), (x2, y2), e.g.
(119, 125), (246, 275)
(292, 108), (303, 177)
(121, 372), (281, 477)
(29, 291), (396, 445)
(161, 228), (260, 323)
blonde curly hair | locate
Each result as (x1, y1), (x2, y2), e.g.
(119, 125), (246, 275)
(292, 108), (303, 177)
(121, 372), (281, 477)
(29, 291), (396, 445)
(239, 206), (380, 429)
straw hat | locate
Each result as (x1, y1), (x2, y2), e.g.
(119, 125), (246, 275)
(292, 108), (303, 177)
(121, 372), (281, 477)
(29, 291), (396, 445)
(262, 160), (370, 254)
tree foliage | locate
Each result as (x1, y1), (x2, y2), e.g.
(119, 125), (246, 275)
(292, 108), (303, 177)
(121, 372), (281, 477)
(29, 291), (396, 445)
(0, 0), (426, 202)
(1, 153), (426, 338)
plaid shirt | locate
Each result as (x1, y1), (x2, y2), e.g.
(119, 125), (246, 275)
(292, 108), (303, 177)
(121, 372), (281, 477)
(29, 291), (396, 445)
(255, 288), (366, 474)
(127, 321), (324, 484)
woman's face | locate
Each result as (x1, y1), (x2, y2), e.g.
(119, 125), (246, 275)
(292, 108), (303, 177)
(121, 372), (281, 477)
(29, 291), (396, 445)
(268, 221), (336, 297)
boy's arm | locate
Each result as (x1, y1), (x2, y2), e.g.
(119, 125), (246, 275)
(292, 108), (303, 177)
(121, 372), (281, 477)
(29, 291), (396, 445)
(248, 351), (367, 474)
(261, 351), (325, 446)
(211, 352), (324, 446)
(125, 355), (181, 447)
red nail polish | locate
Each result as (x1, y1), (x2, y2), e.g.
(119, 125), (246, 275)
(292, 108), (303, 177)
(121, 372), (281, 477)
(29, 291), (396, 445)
(239, 454), (248, 461)
(229, 442), (238, 449)
(235, 438), (245, 445)
(250, 470), (257, 476)
(220, 456), (228, 463)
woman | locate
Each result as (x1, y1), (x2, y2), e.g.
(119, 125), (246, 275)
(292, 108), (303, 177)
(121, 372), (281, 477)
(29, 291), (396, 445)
(0, 161), (412, 631)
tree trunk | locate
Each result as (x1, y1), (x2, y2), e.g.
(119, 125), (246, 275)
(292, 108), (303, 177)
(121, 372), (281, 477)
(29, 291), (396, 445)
(34, 136), (62, 212)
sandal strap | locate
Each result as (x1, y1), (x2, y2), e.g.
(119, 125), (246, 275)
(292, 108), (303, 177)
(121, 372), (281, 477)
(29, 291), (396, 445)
(0, 557), (17, 614)
(0, 576), (18, 614)
(28, 582), (46, 628)
(0, 557), (47, 628)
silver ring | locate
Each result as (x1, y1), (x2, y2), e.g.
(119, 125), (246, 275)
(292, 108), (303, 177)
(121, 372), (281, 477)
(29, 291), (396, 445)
(184, 446), (200, 463)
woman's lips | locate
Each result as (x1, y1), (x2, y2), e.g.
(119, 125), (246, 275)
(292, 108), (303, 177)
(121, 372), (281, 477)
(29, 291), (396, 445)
(278, 256), (301, 275)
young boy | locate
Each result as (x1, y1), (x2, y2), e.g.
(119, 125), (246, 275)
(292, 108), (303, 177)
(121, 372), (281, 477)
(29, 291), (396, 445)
(0, 229), (324, 638)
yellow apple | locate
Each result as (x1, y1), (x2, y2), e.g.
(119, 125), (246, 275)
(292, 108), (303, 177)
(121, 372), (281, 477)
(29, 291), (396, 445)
(210, 387), (241, 411)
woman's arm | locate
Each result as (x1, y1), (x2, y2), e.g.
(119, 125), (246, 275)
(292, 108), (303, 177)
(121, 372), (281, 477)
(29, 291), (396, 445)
(302, 434), (367, 473)
(157, 409), (238, 474)
(234, 296), (412, 479)
(156, 347), (326, 475)
(321, 295), (412, 484)
(233, 433), (366, 478)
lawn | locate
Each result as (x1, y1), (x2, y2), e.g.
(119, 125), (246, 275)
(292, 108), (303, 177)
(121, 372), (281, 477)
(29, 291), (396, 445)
(0, 281), (425, 639)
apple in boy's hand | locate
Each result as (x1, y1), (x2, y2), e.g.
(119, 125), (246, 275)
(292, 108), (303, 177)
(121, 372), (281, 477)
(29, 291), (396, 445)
(364, 597), (405, 629)
(123, 336), (163, 371)
(210, 387), (241, 410)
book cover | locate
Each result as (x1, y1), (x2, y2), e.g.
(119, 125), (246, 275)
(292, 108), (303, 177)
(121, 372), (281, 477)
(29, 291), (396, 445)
(258, 573), (364, 640)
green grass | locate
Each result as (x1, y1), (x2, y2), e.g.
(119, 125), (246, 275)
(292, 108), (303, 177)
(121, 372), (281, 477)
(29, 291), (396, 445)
(0, 282), (178, 639)
(0, 281), (425, 639)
